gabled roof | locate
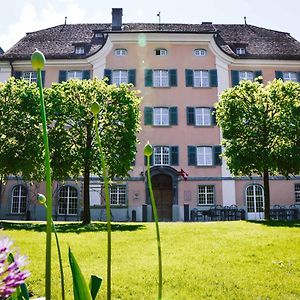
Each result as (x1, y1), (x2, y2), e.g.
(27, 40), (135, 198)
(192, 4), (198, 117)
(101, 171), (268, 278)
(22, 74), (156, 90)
(1, 22), (300, 60)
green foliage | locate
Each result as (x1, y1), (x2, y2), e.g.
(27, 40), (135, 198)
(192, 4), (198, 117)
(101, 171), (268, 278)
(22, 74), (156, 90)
(46, 79), (141, 180)
(216, 79), (300, 176)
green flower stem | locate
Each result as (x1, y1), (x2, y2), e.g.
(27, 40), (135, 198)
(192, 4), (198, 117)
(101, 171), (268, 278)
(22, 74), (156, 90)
(37, 69), (53, 300)
(52, 220), (65, 300)
(94, 116), (112, 300)
(146, 155), (162, 300)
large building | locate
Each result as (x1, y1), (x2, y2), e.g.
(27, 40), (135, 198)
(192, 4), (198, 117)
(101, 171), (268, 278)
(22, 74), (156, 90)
(0, 8), (300, 222)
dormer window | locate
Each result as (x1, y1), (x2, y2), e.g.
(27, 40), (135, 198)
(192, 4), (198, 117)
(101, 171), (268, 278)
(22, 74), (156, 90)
(236, 48), (246, 55)
(94, 32), (102, 38)
(194, 48), (207, 57)
(75, 47), (85, 54)
(114, 48), (127, 56)
(155, 48), (167, 56)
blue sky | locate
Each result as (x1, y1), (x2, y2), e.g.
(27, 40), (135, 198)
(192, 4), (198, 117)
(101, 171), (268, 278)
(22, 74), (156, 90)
(1, 0), (300, 51)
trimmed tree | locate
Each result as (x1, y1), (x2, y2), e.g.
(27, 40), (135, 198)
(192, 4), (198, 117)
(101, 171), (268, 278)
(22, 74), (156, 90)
(216, 79), (300, 220)
(46, 79), (141, 224)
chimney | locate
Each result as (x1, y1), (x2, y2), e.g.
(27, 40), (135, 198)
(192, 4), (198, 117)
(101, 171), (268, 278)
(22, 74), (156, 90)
(112, 8), (123, 31)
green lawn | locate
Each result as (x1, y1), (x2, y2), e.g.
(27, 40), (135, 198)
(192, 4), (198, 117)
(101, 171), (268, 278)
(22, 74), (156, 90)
(1, 221), (300, 300)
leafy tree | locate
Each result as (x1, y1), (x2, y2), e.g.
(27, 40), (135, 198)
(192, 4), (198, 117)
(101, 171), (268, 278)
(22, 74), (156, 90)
(216, 79), (300, 220)
(46, 79), (141, 224)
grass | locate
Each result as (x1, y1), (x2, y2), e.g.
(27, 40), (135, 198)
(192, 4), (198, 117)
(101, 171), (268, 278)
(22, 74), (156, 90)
(1, 220), (300, 300)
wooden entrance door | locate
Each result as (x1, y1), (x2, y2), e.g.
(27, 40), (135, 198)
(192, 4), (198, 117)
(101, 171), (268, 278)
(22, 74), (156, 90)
(152, 174), (173, 221)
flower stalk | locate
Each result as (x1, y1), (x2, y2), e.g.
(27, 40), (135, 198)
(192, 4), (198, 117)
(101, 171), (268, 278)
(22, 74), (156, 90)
(91, 102), (112, 300)
(144, 141), (163, 300)
(31, 49), (52, 300)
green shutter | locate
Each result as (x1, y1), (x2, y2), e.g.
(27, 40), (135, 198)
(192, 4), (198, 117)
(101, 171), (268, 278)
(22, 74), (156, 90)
(209, 69), (218, 87)
(169, 107), (178, 125)
(14, 71), (22, 79)
(297, 72), (300, 82)
(41, 71), (46, 87)
(254, 70), (262, 83)
(188, 146), (197, 166)
(275, 71), (283, 80)
(144, 155), (153, 166)
(186, 107), (195, 125)
(169, 69), (177, 86)
(185, 69), (194, 87)
(58, 70), (67, 83)
(213, 145), (222, 166)
(82, 70), (91, 80)
(128, 69), (136, 85)
(231, 70), (239, 86)
(144, 107), (153, 125)
(145, 69), (153, 87)
(104, 69), (112, 84)
(211, 107), (217, 126)
(170, 146), (179, 166)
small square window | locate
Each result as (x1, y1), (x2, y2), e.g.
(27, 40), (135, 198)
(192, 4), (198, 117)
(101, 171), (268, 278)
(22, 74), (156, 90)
(114, 48), (127, 56)
(236, 48), (246, 55)
(194, 48), (207, 57)
(75, 47), (85, 54)
(155, 48), (167, 56)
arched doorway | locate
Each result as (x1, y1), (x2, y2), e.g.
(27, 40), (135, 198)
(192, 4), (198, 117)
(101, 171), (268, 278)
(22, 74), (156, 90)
(246, 184), (265, 220)
(152, 174), (173, 221)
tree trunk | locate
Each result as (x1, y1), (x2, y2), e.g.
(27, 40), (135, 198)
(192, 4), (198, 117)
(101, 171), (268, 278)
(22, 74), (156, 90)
(82, 122), (93, 225)
(263, 170), (270, 220)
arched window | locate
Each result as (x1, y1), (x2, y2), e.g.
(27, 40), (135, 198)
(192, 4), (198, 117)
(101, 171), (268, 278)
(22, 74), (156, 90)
(114, 48), (127, 56)
(194, 48), (207, 57)
(246, 185), (264, 213)
(11, 185), (27, 214)
(58, 186), (78, 215)
(155, 48), (168, 56)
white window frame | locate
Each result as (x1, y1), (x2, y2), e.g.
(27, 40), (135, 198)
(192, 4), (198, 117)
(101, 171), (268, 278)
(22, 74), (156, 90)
(110, 185), (126, 206)
(112, 70), (128, 86)
(22, 71), (37, 83)
(246, 185), (264, 213)
(11, 185), (27, 214)
(195, 108), (211, 126)
(153, 146), (170, 166)
(155, 48), (168, 56)
(153, 107), (169, 126)
(236, 48), (246, 55)
(198, 185), (215, 205)
(67, 71), (83, 80)
(153, 69), (169, 87)
(194, 48), (207, 57)
(114, 48), (128, 56)
(193, 70), (209, 87)
(196, 146), (213, 166)
(283, 72), (297, 82)
(238, 71), (254, 81)
(58, 186), (78, 215)
(295, 184), (300, 203)
(75, 47), (85, 54)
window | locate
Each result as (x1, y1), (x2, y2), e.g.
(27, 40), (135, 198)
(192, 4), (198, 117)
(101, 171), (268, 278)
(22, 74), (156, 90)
(75, 47), (85, 54)
(153, 70), (169, 87)
(154, 146), (170, 165)
(58, 186), (78, 215)
(193, 70), (209, 87)
(236, 48), (246, 55)
(153, 108), (169, 126)
(295, 184), (300, 203)
(283, 72), (297, 82)
(114, 48), (127, 56)
(94, 32), (102, 38)
(194, 48), (207, 57)
(155, 48), (167, 56)
(195, 108), (211, 126)
(112, 70), (128, 86)
(11, 185), (27, 214)
(67, 71), (83, 80)
(110, 185), (126, 206)
(198, 185), (214, 205)
(239, 71), (254, 81)
(196, 146), (213, 166)
(246, 185), (264, 213)
(22, 71), (37, 83)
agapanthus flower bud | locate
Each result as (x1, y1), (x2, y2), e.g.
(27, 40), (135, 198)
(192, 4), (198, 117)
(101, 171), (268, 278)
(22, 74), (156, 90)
(144, 141), (153, 157)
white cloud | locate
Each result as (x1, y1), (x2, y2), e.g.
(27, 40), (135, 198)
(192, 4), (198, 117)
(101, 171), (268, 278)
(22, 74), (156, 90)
(0, 0), (87, 51)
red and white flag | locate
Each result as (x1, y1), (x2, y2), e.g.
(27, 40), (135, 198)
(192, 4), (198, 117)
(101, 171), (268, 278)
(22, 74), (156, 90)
(179, 168), (188, 181)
